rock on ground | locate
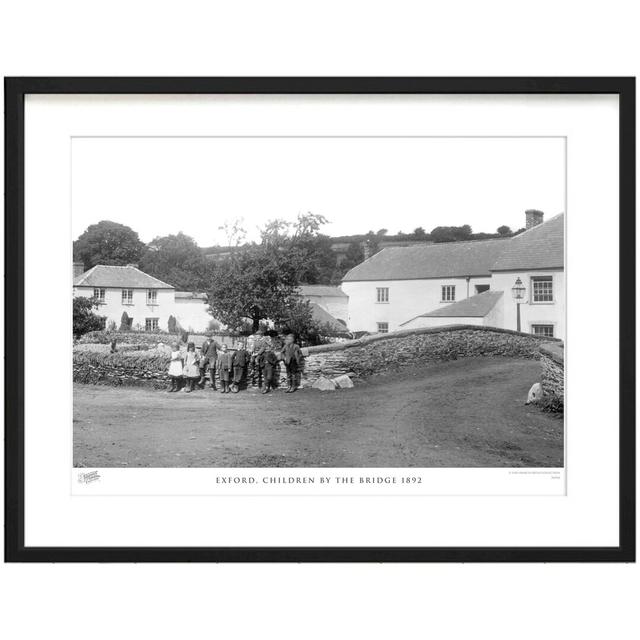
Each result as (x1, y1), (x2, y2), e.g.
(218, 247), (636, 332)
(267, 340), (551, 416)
(312, 376), (337, 391)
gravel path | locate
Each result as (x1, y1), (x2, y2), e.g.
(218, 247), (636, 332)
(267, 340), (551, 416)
(73, 357), (563, 468)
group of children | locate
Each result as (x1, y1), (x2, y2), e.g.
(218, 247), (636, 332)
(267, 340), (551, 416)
(166, 330), (304, 395)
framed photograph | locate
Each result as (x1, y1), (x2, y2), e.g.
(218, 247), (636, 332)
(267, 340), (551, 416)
(5, 77), (635, 562)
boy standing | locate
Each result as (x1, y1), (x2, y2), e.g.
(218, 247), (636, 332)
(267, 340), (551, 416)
(281, 333), (304, 393)
(250, 328), (269, 388)
(217, 344), (234, 394)
(201, 336), (222, 390)
(261, 349), (279, 394)
(231, 342), (250, 393)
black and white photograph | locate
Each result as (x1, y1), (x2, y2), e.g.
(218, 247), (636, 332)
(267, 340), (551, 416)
(6, 77), (632, 565)
(72, 135), (565, 470)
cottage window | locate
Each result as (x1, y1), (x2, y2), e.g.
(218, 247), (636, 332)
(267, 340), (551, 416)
(145, 317), (159, 331)
(532, 324), (554, 338)
(376, 287), (389, 303)
(377, 322), (389, 334)
(147, 289), (158, 305)
(93, 288), (105, 303)
(531, 276), (553, 303)
(121, 289), (134, 305)
(441, 285), (456, 302)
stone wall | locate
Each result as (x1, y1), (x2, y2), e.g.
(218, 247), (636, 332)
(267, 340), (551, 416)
(73, 350), (171, 389)
(539, 342), (564, 409)
(74, 324), (562, 391)
(301, 325), (558, 385)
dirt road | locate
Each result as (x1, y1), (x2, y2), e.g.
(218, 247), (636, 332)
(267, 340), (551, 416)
(73, 357), (563, 468)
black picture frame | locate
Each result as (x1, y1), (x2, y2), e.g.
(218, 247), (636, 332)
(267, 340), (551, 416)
(4, 77), (635, 563)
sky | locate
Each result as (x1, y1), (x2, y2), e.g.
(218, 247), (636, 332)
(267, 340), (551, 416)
(71, 136), (565, 245)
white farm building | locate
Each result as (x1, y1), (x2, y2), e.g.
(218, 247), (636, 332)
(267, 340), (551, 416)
(342, 211), (565, 340)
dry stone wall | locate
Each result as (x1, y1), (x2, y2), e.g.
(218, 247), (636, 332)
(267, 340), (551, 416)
(302, 325), (556, 384)
(539, 342), (564, 408)
(74, 325), (563, 397)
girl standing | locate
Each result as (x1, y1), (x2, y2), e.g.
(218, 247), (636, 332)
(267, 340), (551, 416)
(167, 342), (183, 392)
(182, 341), (201, 393)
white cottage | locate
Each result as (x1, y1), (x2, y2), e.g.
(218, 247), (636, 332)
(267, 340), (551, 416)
(342, 211), (565, 339)
(73, 264), (215, 333)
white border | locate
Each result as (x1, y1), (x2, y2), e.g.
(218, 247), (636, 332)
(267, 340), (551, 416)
(24, 94), (619, 547)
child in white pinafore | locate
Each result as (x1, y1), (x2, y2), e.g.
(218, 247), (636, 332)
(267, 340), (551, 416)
(167, 343), (183, 392)
(182, 341), (201, 393)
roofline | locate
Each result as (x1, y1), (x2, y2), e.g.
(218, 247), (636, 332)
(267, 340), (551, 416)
(73, 264), (175, 289)
(341, 245), (394, 282)
(341, 237), (511, 283)
(343, 273), (492, 283)
(490, 266), (564, 273)
(400, 291), (503, 324)
(75, 284), (175, 290)
(511, 211), (564, 239)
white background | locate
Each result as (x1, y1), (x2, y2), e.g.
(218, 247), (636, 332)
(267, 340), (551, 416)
(1, 1), (638, 639)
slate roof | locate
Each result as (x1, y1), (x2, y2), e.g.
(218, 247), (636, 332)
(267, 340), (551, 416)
(341, 214), (565, 282)
(400, 290), (504, 326)
(491, 213), (564, 271)
(299, 285), (348, 298)
(73, 265), (174, 289)
(342, 238), (509, 281)
(309, 303), (348, 332)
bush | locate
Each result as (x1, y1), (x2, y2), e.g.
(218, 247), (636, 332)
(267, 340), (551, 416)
(73, 296), (106, 339)
(168, 315), (177, 334)
(120, 311), (131, 331)
(78, 330), (175, 346)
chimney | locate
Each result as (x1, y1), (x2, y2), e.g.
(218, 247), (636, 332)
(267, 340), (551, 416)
(73, 262), (85, 278)
(525, 209), (544, 229)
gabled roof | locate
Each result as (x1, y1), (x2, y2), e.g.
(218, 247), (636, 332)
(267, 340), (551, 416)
(491, 213), (564, 272)
(298, 285), (348, 298)
(342, 238), (509, 282)
(400, 290), (503, 325)
(309, 303), (348, 332)
(73, 265), (174, 289)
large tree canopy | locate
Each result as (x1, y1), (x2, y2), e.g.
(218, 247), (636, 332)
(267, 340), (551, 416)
(208, 243), (300, 333)
(140, 232), (215, 290)
(207, 213), (331, 332)
(73, 220), (146, 270)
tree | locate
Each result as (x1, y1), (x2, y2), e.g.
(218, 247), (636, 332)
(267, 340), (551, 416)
(364, 231), (380, 256)
(338, 242), (365, 276)
(497, 225), (512, 236)
(413, 226), (428, 239)
(376, 228), (388, 237)
(119, 311), (132, 331)
(207, 213), (335, 333)
(73, 220), (146, 270)
(73, 297), (105, 338)
(208, 243), (300, 333)
(430, 225), (473, 243)
(140, 232), (214, 290)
